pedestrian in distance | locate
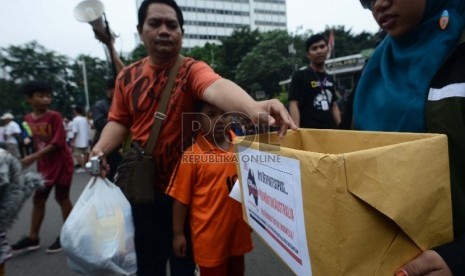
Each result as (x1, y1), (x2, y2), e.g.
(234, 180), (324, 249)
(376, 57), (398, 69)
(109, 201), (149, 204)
(288, 34), (341, 129)
(92, 79), (122, 182)
(167, 102), (253, 276)
(90, 0), (296, 275)
(353, 0), (465, 275)
(63, 117), (74, 148)
(71, 106), (90, 173)
(19, 120), (34, 158)
(10, 81), (74, 255)
(0, 113), (22, 158)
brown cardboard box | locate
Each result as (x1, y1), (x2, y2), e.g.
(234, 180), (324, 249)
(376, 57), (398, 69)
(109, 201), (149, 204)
(234, 129), (452, 275)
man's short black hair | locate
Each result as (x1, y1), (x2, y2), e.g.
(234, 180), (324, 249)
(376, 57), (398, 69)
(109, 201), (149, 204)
(105, 78), (116, 90)
(73, 106), (84, 115)
(22, 81), (52, 97)
(305, 34), (327, 51)
(137, 0), (184, 29)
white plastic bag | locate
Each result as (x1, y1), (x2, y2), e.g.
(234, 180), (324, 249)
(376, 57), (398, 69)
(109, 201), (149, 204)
(61, 177), (137, 276)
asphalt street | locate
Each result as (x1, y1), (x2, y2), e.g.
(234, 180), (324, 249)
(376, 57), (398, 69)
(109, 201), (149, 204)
(5, 171), (294, 276)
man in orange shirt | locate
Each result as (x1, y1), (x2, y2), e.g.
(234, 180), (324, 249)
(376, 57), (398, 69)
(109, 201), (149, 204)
(168, 102), (253, 276)
(90, 0), (295, 275)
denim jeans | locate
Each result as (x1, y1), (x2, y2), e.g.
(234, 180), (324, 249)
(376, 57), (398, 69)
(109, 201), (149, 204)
(131, 193), (195, 276)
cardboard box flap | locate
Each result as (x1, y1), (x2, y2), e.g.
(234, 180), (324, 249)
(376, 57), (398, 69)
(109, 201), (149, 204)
(344, 134), (453, 250)
(234, 129), (453, 275)
(238, 129), (443, 154)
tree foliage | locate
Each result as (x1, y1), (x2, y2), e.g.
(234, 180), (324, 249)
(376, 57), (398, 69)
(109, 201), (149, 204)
(0, 27), (378, 116)
(128, 44), (148, 63)
(71, 54), (114, 116)
(235, 30), (295, 98)
(0, 41), (75, 116)
(219, 27), (261, 80)
(0, 41), (113, 118)
(234, 26), (378, 97)
(186, 42), (223, 74)
(322, 25), (378, 57)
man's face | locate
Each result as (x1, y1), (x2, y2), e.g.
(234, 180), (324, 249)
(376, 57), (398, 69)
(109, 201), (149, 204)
(307, 40), (329, 66)
(138, 3), (183, 64)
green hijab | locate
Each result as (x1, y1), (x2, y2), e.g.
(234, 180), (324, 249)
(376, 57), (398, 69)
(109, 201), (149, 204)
(354, 0), (465, 131)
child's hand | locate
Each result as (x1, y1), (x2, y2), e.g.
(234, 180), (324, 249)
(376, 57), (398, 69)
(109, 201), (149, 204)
(21, 155), (35, 167)
(21, 152), (39, 167)
(173, 234), (187, 257)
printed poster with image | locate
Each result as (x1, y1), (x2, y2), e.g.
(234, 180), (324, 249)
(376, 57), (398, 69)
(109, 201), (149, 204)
(237, 146), (311, 276)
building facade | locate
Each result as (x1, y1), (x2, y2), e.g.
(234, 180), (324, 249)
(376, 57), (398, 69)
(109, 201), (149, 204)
(136, 0), (287, 49)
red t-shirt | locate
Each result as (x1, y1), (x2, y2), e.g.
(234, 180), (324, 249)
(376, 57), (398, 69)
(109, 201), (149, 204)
(25, 110), (74, 186)
(167, 133), (253, 267)
(109, 57), (221, 187)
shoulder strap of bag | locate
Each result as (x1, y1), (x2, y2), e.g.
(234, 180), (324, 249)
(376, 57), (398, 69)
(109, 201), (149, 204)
(143, 55), (185, 157)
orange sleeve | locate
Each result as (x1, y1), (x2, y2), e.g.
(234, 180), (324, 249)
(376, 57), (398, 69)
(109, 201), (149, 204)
(166, 152), (196, 205)
(187, 60), (221, 100)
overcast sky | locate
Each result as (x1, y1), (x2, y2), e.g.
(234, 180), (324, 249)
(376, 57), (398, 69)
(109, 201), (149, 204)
(0, 0), (379, 60)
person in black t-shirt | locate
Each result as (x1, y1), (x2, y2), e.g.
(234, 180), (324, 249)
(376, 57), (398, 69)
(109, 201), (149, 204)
(288, 34), (341, 129)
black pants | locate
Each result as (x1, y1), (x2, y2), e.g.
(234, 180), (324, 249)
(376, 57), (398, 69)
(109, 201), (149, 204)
(131, 193), (195, 276)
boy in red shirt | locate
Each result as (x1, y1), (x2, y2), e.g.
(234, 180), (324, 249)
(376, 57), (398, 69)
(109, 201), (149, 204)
(11, 81), (74, 254)
(167, 102), (253, 276)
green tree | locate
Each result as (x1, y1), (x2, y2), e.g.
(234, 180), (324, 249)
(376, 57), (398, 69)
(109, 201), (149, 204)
(322, 26), (378, 58)
(0, 27), (378, 117)
(0, 41), (76, 116)
(72, 55), (113, 116)
(0, 41), (112, 118)
(186, 42), (223, 73)
(235, 30), (294, 98)
(0, 79), (22, 116)
(219, 27), (261, 81)
(128, 43), (148, 64)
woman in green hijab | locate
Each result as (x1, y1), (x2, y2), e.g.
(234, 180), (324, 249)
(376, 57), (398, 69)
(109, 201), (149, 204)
(354, 0), (465, 275)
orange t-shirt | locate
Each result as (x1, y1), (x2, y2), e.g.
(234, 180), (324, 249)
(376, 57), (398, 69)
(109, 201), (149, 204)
(109, 56), (221, 186)
(167, 133), (253, 267)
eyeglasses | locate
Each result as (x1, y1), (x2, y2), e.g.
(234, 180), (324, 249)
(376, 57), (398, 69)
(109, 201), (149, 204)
(360, 0), (375, 10)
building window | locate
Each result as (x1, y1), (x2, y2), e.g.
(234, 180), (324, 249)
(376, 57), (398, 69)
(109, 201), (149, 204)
(184, 34), (230, 40)
(254, 21), (287, 27)
(181, 6), (250, 16)
(254, 0), (286, 4)
(185, 20), (248, 29)
(254, 9), (286, 16)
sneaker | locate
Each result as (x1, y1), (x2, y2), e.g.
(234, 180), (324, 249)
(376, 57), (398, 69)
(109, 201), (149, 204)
(45, 236), (62, 254)
(11, 237), (40, 253)
(75, 168), (86, 173)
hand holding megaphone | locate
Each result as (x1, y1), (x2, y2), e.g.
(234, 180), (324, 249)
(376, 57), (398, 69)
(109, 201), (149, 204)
(92, 25), (114, 45)
(74, 0), (123, 76)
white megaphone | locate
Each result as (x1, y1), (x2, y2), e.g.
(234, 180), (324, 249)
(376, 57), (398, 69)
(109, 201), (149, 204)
(73, 0), (106, 33)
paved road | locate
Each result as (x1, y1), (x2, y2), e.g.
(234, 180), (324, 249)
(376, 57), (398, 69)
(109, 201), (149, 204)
(6, 171), (294, 275)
